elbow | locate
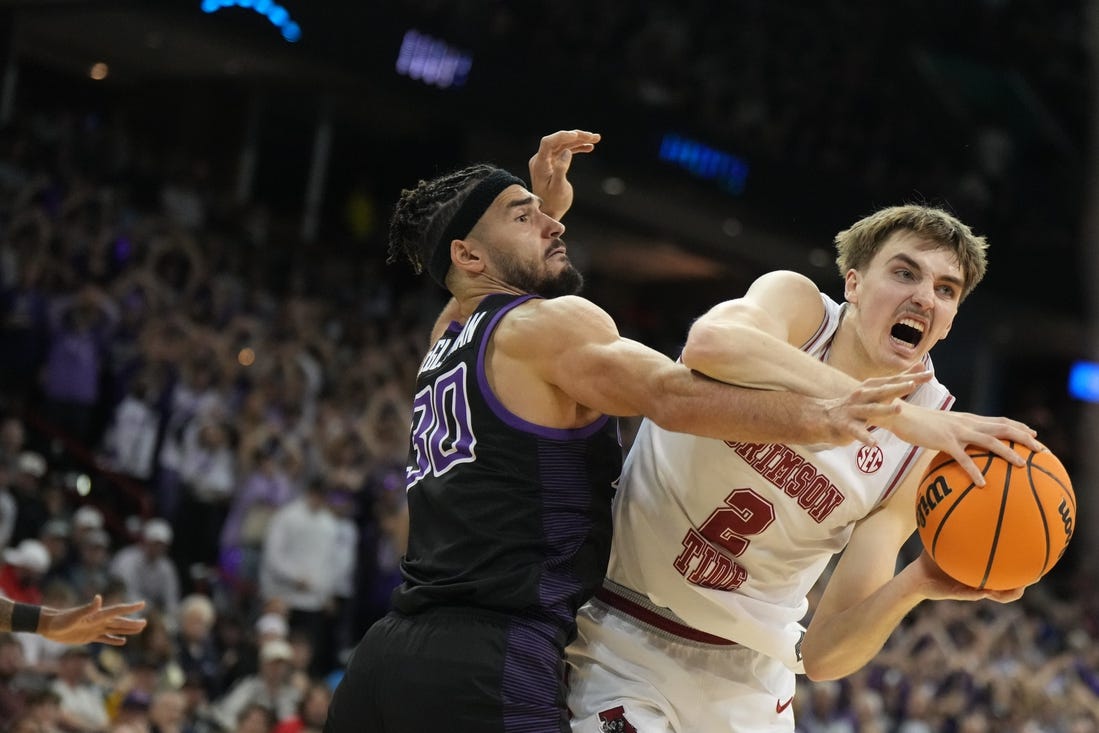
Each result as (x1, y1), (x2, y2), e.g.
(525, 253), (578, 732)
(681, 320), (767, 388)
(799, 635), (850, 682)
(801, 657), (843, 683)
(679, 322), (732, 375)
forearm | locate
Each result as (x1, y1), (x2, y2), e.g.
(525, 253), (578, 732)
(681, 321), (858, 398)
(801, 564), (927, 680)
(650, 369), (840, 446)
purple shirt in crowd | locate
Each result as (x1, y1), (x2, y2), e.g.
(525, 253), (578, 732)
(219, 469), (296, 550)
(42, 329), (101, 404)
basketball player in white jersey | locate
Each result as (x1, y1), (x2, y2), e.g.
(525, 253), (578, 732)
(566, 205), (1045, 732)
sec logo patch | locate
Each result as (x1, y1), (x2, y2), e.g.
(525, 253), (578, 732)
(856, 445), (884, 474)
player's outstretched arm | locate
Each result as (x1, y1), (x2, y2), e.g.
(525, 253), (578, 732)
(0, 596), (147, 646)
(503, 296), (920, 447)
(684, 271), (1045, 484)
(876, 404), (1044, 486)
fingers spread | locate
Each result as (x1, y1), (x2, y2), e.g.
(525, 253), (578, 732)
(862, 369), (930, 387)
(972, 435), (1027, 466)
(857, 402), (903, 419)
(951, 452), (986, 487)
(860, 382), (915, 401)
(849, 427), (876, 446)
(104, 600), (145, 614)
(114, 619), (148, 632)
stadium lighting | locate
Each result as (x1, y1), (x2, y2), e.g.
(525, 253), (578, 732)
(396, 30), (473, 89)
(200, 0), (302, 43)
(659, 133), (749, 195)
(1068, 360), (1099, 403)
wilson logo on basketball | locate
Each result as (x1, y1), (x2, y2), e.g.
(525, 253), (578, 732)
(856, 445), (884, 474)
(1058, 499), (1075, 540)
(915, 475), (951, 529)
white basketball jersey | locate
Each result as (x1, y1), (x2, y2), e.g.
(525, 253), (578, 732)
(606, 293), (953, 673)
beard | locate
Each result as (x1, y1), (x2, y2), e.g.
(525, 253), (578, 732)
(497, 241), (584, 298)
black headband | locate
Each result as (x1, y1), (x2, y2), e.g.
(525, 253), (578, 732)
(428, 169), (527, 287)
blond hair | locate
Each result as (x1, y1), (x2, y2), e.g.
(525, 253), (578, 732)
(834, 205), (988, 300)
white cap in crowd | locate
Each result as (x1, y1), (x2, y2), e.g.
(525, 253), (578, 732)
(73, 505), (105, 531)
(143, 518), (173, 545)
(3, 538), (52, 574)
(16, 451), (47, 478)
(254, 612), (289, 639)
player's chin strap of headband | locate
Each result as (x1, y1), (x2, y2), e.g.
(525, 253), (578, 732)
(428, 169), (527, 288)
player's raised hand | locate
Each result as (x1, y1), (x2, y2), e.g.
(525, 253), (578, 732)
(529, 129), (601, 219)
(816, 369), (934, 446)
(880, 404), (1044, 486)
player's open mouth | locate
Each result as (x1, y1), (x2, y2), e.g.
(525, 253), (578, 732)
(890, 317), (925, 348)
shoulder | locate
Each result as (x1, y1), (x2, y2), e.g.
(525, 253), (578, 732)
(702, 270), (824, 318)
(510, 295), (613, 325)
(496, 296), (618, 353)
(744, 270), (826, 311)
(699, 270), (827, 345)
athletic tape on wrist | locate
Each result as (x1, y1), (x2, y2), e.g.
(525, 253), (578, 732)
(11, 602), (41, 633)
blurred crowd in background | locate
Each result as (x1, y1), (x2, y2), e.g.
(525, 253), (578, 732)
(0, 103), (427, 732)
(0, 0), (1095, 730)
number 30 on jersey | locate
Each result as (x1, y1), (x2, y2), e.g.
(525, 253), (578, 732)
(406, 363), (477, 489)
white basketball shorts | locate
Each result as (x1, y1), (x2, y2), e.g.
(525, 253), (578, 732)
(566, 582), (797, 733)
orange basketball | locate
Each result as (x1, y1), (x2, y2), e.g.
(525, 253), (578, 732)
(915, 442), (1075, 591)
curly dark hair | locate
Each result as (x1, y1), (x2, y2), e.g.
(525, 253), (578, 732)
(386, 163), (500, 275)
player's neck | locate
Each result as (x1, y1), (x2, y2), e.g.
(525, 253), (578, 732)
(829, 312), (896, 382)
(450, 278), (526, 317)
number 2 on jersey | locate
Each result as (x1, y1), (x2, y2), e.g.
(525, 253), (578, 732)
(673, 488), (774, 591)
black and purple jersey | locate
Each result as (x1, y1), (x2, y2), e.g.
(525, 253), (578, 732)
(391, 293), (622, 639)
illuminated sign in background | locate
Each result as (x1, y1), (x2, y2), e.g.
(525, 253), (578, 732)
(200, 0), (302, 43)
(659, 133), (749, 195)
(1069, 361), (1099, 403)
(396, 30), (473, 90)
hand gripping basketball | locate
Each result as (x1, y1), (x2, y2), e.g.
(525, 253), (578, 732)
(916, 442), (1075, 590)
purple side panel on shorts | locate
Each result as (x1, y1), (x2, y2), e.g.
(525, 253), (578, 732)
(476, 294), (610, 440)
(499, 436), (597, 731)
(501, 618), (566, 733)
(536, 439), (588, 627)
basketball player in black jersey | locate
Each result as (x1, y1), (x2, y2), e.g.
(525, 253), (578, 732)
(323, 130), (936, 733)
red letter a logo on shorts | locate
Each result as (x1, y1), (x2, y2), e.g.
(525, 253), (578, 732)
(598, 706), (638, 733)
